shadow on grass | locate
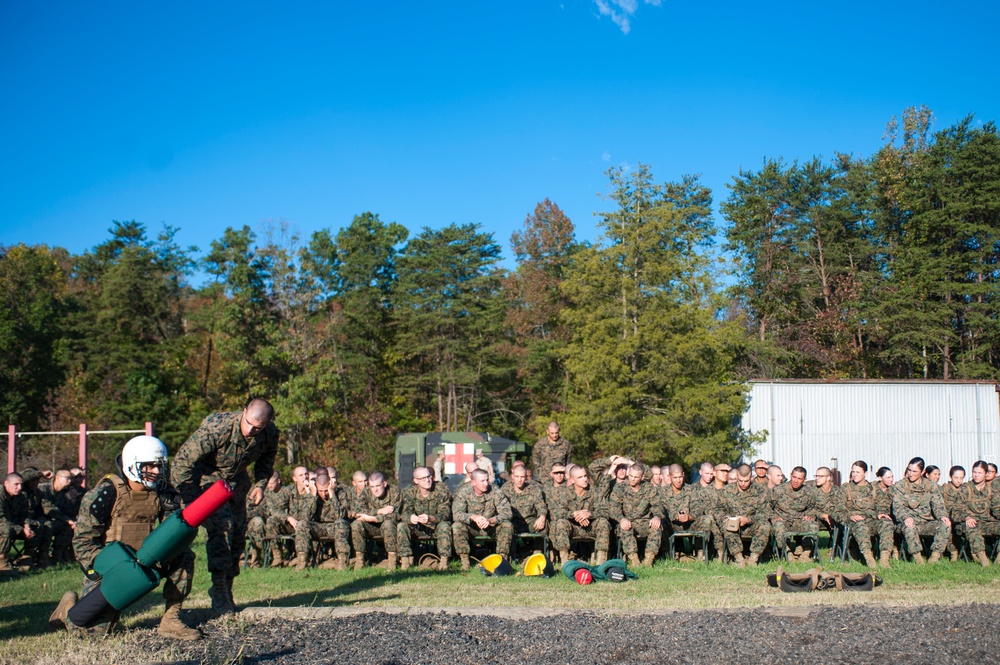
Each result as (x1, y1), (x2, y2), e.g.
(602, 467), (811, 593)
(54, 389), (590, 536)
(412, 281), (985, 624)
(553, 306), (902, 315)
(237, 567), (444, 610)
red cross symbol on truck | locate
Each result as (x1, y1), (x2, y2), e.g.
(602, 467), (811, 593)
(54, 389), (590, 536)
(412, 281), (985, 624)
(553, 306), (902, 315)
(444, 443), (476, 476)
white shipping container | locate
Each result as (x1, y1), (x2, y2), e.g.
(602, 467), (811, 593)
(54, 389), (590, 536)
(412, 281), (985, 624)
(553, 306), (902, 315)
(741, 380), (1000, 481)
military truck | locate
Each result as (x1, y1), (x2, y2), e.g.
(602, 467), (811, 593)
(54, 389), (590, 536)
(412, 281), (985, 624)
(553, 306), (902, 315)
(394, 432), (530, 493)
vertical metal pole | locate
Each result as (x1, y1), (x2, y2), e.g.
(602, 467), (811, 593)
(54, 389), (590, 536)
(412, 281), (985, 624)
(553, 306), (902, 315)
(7, 425), (16, 474)
(79, 424), (88, 489)
(145, 421), (154, 437)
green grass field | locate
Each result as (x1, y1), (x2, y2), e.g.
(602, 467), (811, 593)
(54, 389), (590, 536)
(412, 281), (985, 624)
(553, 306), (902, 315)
(2, 538), (999, 664)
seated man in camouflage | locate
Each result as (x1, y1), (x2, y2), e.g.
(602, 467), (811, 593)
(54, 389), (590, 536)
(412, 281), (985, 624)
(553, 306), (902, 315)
(609, 463), (663, 568)
(2, 472), (51, 571)
(688, 462), (723, 560)
(265, 466), (317, 569)
(350, 471), (402, 570)
(19, 467), (56, 568)
(44, 469), (80, 564)
(953, 460), (997, 567)
(893, 456), (951, 564)
(397, 466), (452, 571)
(769, 466), (819, 562)
(308, 472), (351, 570)
(501, 465), (548, 559)
(246, 472), (281, 568)
(841, 461), (893, 567)
(551, 465), (610, 565)
(661, 464), (696, 557)
(721, 464), (771, 567)
(451, 469), (512, 571)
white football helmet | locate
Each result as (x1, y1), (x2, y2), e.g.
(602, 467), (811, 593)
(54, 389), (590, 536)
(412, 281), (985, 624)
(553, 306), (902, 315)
(121, 435), (169, 490)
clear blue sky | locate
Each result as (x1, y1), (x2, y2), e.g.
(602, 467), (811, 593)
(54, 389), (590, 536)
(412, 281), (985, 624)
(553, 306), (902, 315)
(3, 1), (998, 273)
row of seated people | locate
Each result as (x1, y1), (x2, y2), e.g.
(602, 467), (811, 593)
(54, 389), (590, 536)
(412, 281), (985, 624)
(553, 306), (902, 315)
(0, 467), (85, 571)
(246, 452), (1000, 572)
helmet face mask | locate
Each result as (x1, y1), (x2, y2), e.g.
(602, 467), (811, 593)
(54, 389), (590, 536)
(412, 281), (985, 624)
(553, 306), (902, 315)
(121, 436), (169, 490)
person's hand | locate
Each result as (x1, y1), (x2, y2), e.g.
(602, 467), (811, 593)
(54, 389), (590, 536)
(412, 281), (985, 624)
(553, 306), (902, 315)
(287, 516), (298, 529)
(677, 511), (691, 524)
(739, 516), (749, 527)
(620, 518), (632, 531)
(850, 515), (863, 523)
(904, 517), (915, 529)
(417, 514), (429, 524)
(472, 515), (489, 529)
(967, 517), (977, 529)
(377, 505), (394, 516)
(942, 517), (952, 528)
(533, 515), (546, 532)
(249, 487), (264, 506)
(23, 523), (34, 539)
(650, 516), (661, 530)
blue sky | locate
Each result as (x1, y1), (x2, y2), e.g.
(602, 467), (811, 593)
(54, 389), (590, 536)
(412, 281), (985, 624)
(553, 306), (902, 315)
(2, 1), (998, 275)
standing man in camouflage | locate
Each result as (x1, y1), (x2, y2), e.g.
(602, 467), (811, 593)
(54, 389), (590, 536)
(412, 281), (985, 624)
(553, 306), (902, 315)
(893, 456), (951, 564)
(172, 397), (279, 613)
(501, 464), (548, 558)
(452, 469), (512, 571)
(550, 465), (611, 565)
(769, 466), (819, 562)
(397, 466), (452, 571)
(609, 463), (664, 568)
(532, 422), (572, 478)
(721, 464), (771, 567)
(351, 471), (402, 570)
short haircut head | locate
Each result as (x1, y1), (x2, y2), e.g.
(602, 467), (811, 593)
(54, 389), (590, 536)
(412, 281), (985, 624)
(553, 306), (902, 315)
(245, 397), (275, 424)
(369, 471), (385, 485)
(315, 473), (330, 488)
(471, 468), (488, 481)
(791, 466), (807, 477)
(735, 464), (752, 479)
(352, 470), (368, 482)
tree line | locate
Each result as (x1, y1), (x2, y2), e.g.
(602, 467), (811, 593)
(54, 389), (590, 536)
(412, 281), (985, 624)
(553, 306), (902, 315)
(2, 107), (998, 475)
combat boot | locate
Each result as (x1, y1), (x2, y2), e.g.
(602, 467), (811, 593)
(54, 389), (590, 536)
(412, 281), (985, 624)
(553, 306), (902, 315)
(559, 550), (572, 567)
(400, 556), (412, 571)
(292, 552), (309, 571)
(158, 600), (203, 641)
(879, 551), (891, 568)
(208, 572), (236, 614)
(247, 549), (260, 569)
(48, 591), (78, 631)
(732, 553), (746, 568)
(460, 554), (471, 571)
(950, 549), (960, 562)
(627, 553), (642, 569)
(437, 556), (449, 571)
(799, 549), (813, 562)
(335, 553), (349, 571)
(863, 551), (878, 568)
(35, 554), (52, 569)
(353, 554), (365, 571)
(747, 552), (760, 566)
(642, 552), (657, 567)
(386, 553), (398, 570)
(912, 552), (925, 565)
(594, 550), (608, 565)
(976, 551), (991, 568)
(0, 555), (11, 572)
(928, 552), (942, 564)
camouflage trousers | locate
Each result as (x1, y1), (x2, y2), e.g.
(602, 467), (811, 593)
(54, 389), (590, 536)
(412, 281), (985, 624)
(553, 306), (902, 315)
(452, 521), (513, 558)
(302, 520), (350, 558)
(551, 517), (611, 553)
(771, 517), (819, 549)
(247, 516), (266, 553)
(690, 515), (723, 555)
(396, 520), (452, 559)
(203, 492), (249, 576)
(957, 519), (1000, 555)
(351, 519), (398, 555)
(900, 519), (950, 556)
(722, 519), (770, 557)
(0, 522), (51, 561)
(846, 518), (895, 555)
(49, 519), (75, 562)
(617, 519), (662, 557)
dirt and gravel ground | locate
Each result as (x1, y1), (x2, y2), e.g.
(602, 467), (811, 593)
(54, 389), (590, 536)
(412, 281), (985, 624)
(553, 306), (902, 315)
(127, 603), (1000, 665)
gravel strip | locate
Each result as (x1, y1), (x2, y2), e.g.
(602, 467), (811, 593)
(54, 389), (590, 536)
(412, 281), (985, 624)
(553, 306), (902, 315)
(130, 603), (1000, 665)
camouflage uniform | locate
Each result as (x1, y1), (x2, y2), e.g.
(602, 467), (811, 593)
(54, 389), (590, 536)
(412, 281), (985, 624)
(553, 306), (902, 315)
(304, 486), (350, 561)
(662, 484), (697, 535)
(1, 488), (49, 562)
(769, 481), (819, 547)
(397, 482), (452, 559)
(952, 482), (1000, 556)
(531, 435), (572, 476)
(501, 481), (548, 535)
(21, 477), (55, 562)
(40, 484), (77, 563)
(549, 484), (610, 553)
(940, 482), (965, 557)
(246, 486), (279, 562)
(267, 484), (319, 557)
(608, 481), (664, 557)
(689, 482), (724, 555)
(451, 482), (513, 558)
(350, 485), (402, 556)
(720, 481), (771, 557)
(892, 477), (950, 555)
(841, 481), (893, 557)
(74, 475), (193, 605)
(172, 411), (279, 575)
(588, 458), (621, 503)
